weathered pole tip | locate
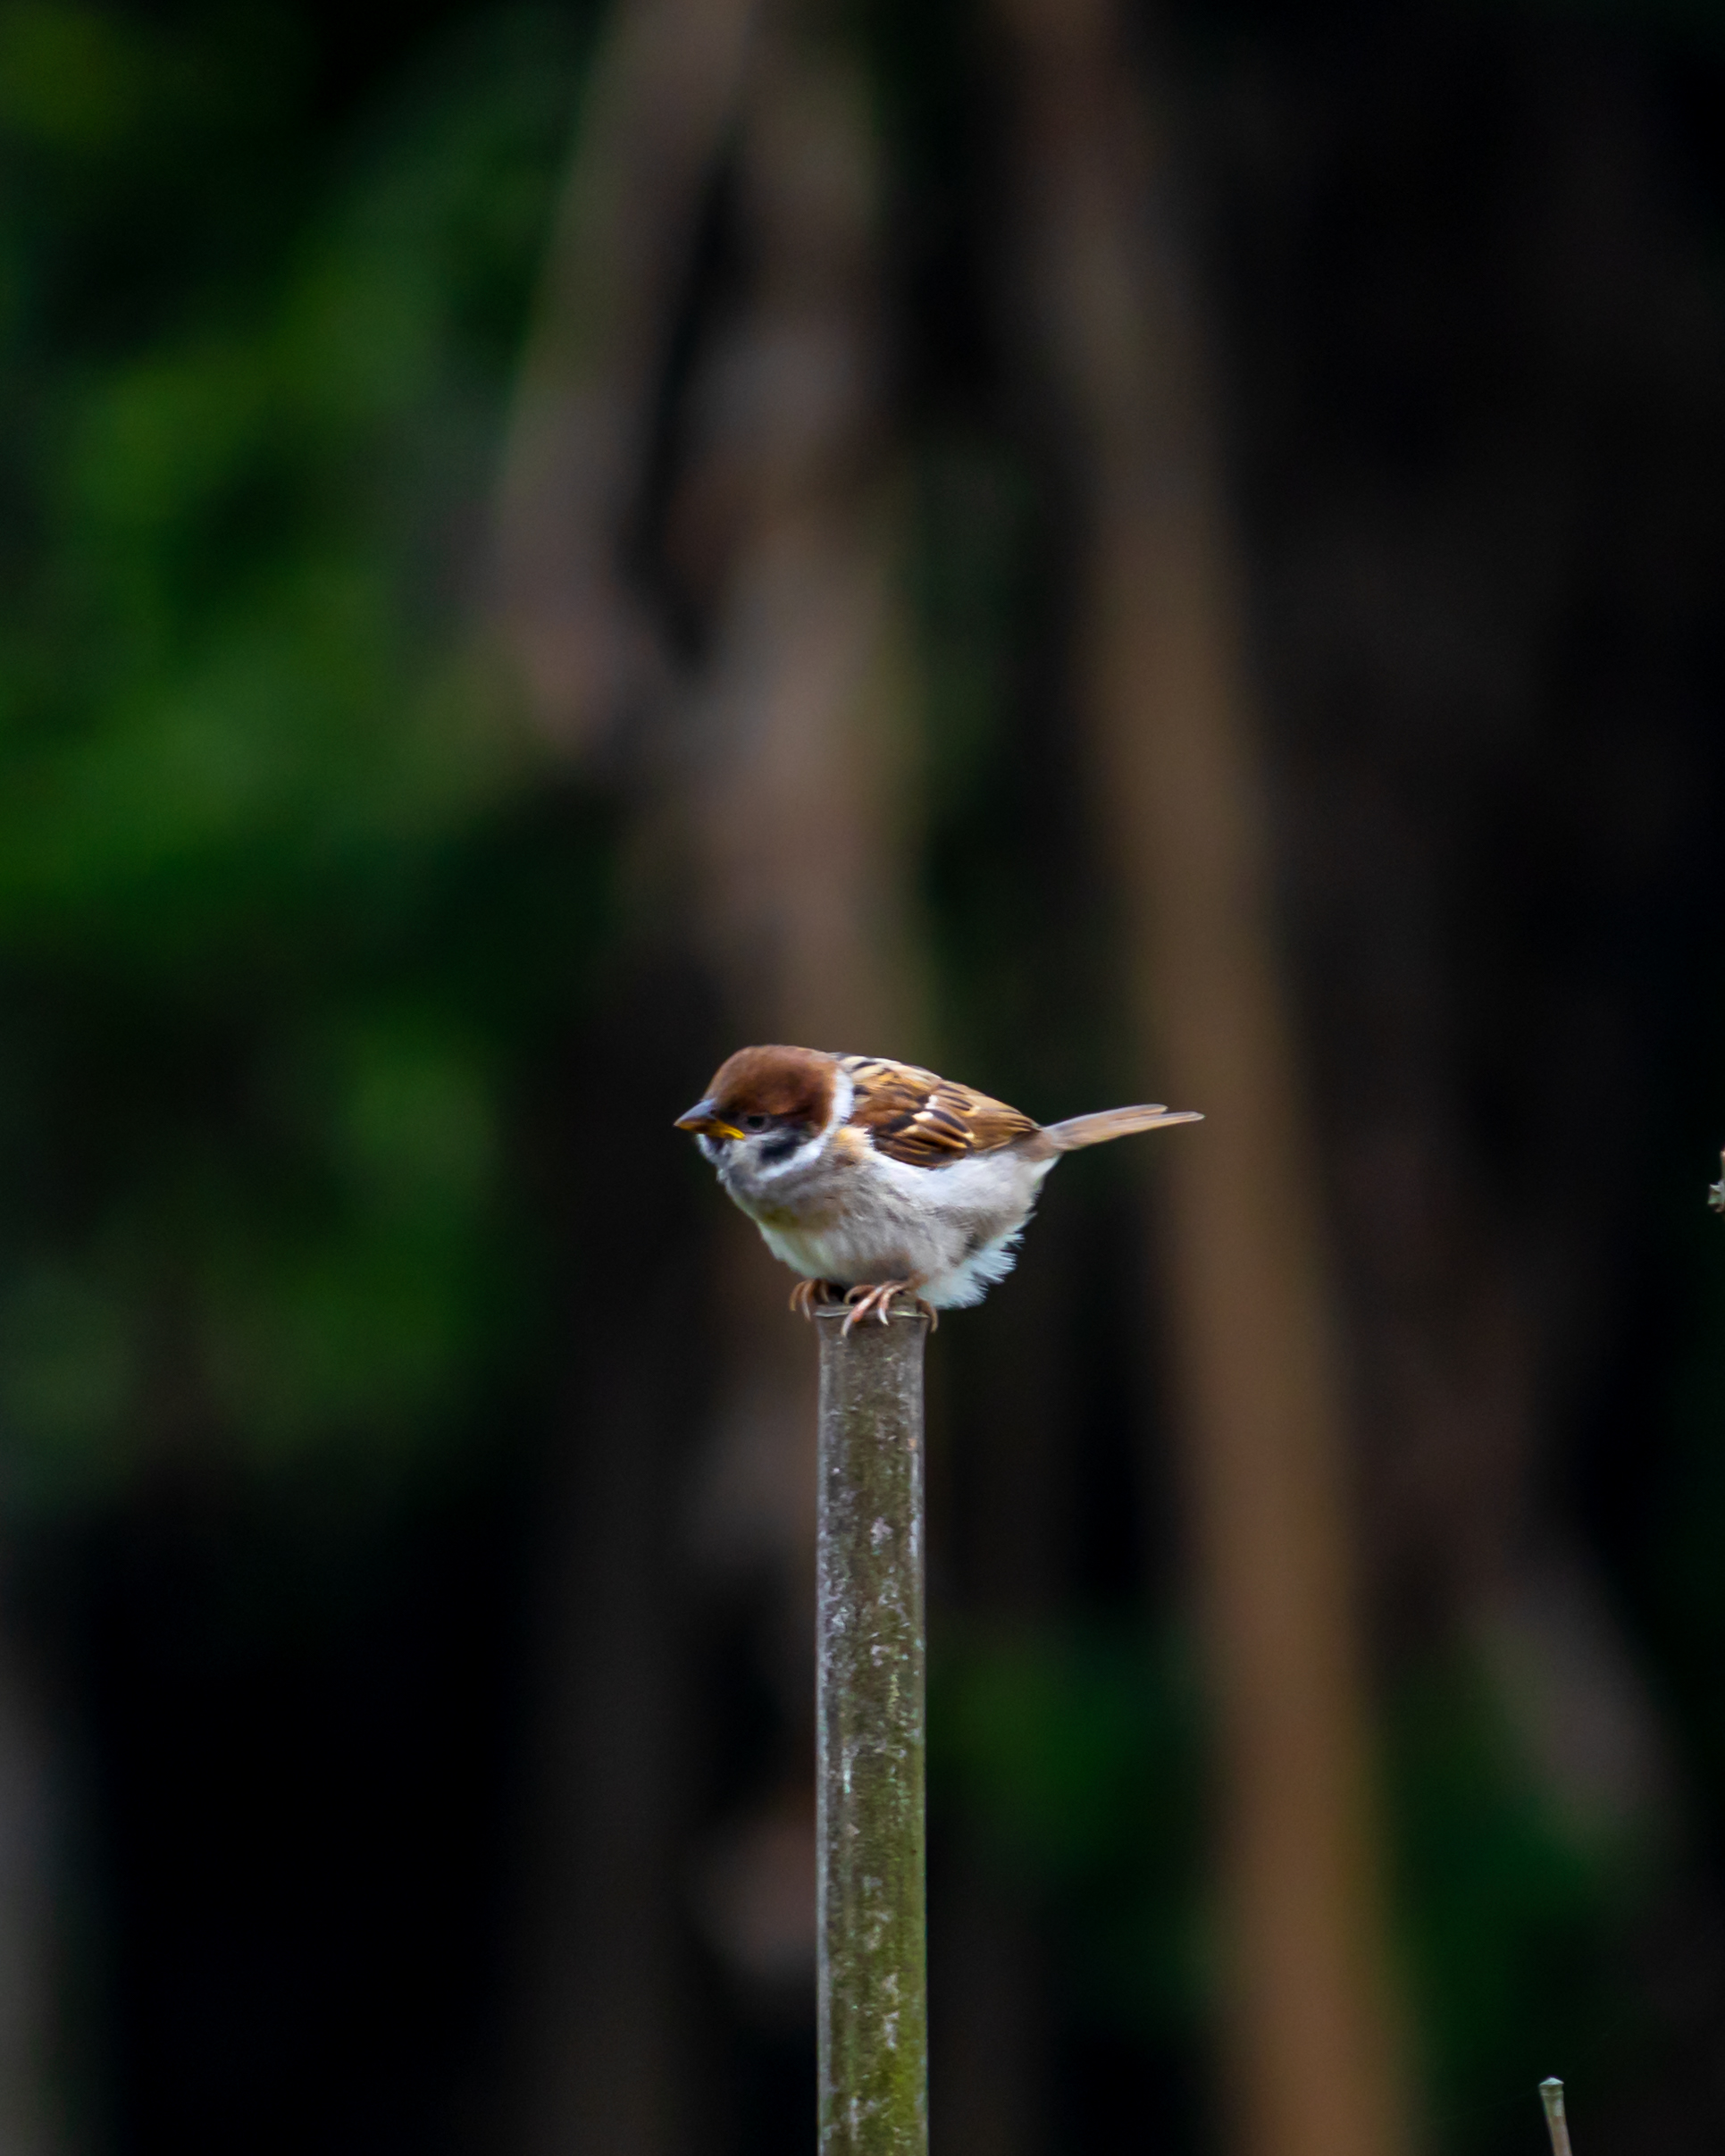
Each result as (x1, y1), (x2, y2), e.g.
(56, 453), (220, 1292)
(1539, 2078), (1574, 2156)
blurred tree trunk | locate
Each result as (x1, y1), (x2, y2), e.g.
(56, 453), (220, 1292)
(494, 0), (923, 2139)
(491, 0), (760, 752)
(1224, 29), (1723, 2136)
(1262, 27), (1689, 1817)
(990, 9), (1411, 2156)
(492, 6), (760, 2152)
(664, 0), (924, 2015)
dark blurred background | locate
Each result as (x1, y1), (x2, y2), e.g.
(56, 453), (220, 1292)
(3, 0), (1725, 2152)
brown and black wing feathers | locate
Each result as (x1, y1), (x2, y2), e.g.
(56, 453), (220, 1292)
(838, 1055), (1041, 1169)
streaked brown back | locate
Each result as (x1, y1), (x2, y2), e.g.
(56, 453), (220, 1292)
(840, 1055), (1041, 1168)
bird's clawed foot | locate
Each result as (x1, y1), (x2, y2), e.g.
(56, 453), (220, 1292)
(841, 1280), (938, 1334)
(790, 1278), (844, 1320)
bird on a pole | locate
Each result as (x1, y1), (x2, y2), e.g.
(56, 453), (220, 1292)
(677, 1044), (1202, 1330)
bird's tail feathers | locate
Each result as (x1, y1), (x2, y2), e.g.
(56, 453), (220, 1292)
(1038, 1104), (1202, 1154)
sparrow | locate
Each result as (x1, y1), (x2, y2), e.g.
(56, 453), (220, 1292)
(676, 1044), (1202, 1329)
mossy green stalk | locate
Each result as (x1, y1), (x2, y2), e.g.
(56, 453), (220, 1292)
(815, 1306), (930, 2156)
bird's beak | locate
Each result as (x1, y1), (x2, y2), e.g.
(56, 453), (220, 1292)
(675, 1098), (745, 1141)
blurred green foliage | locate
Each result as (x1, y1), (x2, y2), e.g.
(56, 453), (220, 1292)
(1386, 1661), (1643, 2141)
(934, 1628), (1211, 2032)
(938, 1627), (1641, 2146)
(0, 0), (611, 1508)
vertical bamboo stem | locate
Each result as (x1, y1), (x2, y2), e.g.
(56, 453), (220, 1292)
(815, 1306), (931, 2156)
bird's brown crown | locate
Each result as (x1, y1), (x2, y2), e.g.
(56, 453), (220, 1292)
(704, 1044), (838, 1128)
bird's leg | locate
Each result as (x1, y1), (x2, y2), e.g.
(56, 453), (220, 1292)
(789, 1278), (843, 1320)
(840, 1279), (936, 1334)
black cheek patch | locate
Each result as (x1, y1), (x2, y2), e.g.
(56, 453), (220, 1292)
(758, 1129), (804, 1167)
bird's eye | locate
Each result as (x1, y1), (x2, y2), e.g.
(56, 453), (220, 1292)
(741, 1113), (770, 1133)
